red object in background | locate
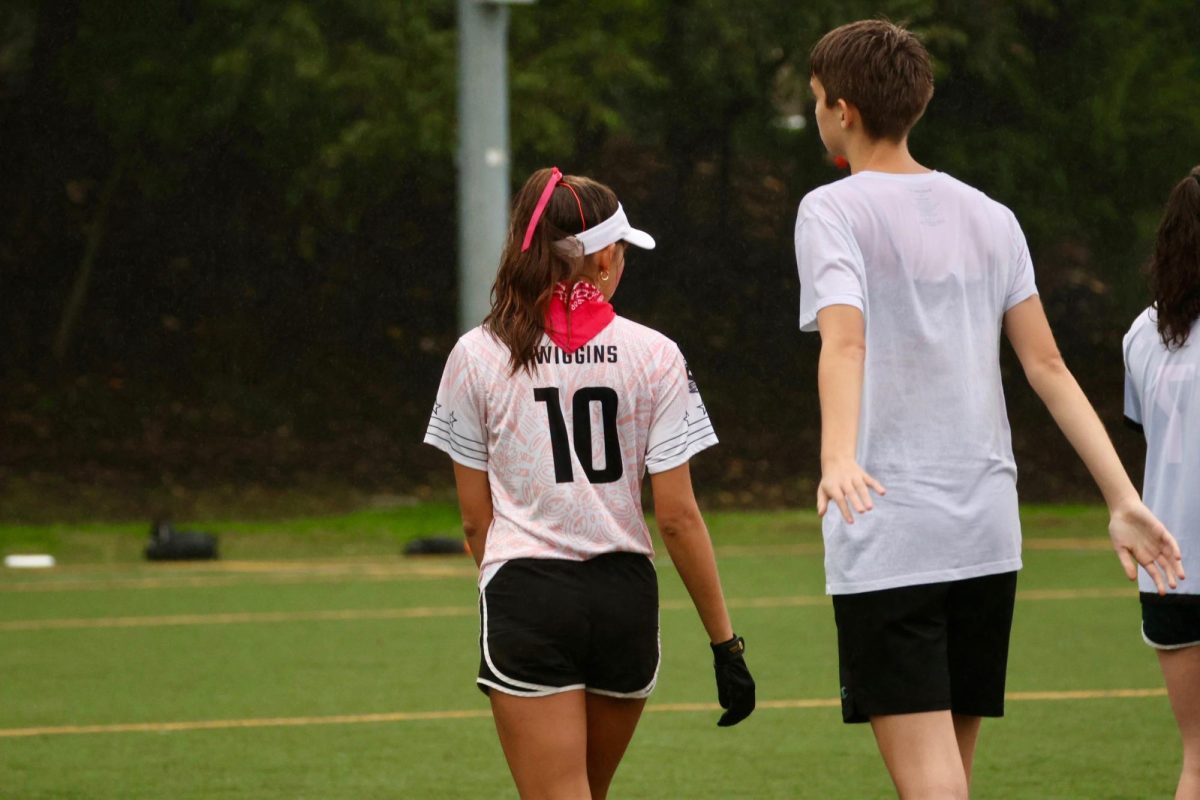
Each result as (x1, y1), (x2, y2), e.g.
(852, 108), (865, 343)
(833, 156), (850, 170)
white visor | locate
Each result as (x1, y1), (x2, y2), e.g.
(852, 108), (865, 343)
(558, 203), (656, 257)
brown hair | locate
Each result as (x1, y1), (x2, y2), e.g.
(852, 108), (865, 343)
(1146, 166), (1200, 349)
(809, 19), (934, 142)
(483, 168), (619, 373)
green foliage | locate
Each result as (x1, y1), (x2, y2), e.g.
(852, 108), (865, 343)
(59, 1), (456, 221)
(3, 1), (1199, 504)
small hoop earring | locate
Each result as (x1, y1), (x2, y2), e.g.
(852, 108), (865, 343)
(599, 271), (610, 282)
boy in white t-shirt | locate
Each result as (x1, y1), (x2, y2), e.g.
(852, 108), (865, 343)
(795, 20), (1184, 798)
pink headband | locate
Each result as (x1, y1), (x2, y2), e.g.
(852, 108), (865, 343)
(520, 167), (587, 252)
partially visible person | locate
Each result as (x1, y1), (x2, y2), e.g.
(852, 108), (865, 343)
(425, 167), (754, 799)
(1123, 165), (1200, 800)
(795, 19), (1185, 799)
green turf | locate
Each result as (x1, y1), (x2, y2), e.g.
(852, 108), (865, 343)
(0, 506), (1180, 798)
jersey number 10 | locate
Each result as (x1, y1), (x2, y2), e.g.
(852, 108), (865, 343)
(533, 387), (623, 484)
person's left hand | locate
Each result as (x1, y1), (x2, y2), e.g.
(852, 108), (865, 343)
(711, 634), (755, 727)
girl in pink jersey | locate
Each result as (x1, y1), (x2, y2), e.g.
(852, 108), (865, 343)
(425, 167), (754, 798)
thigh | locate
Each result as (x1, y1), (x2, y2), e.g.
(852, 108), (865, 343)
(490, 689), (591, 800)
(1147, 601), (1200, 755)
(585, 693), (647, 800)
(946, 571), (1017, 718)
(870, 711), (969, 800)
(833, 582), (952, 724)
(1159, 645), (1200, 742)
(584, 553), (660, 697)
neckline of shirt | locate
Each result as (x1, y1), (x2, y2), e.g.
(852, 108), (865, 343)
(850, 169), (943, 182)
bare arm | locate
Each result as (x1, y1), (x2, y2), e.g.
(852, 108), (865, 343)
(452, 462), (492, 569)
(1003, 295), (1184, 592)
(815, 305), (886, 523)
(650, 462), (734, 644)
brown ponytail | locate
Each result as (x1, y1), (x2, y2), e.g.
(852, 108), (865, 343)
(483, 168), (619, 373)
(1146, 165), (1200, 349)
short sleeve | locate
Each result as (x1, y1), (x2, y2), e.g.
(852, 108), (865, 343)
(423, 339), (489, 470)
(1122, 328), (1144, 430)
(1003, 212), (1038, 311)
(795, 205), (865, 333)
(644, 347), (718, 474)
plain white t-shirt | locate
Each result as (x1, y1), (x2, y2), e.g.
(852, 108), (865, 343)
(796, 170), (1038, 594)
(424, 319), (717, 585)
(1123, 309), (1200, 597)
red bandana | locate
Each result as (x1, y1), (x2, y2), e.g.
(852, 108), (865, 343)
(544, 281), (615, 353)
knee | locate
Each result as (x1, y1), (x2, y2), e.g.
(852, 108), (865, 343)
(898, 778), (968, 800)
(1182, 737), (1200, 770)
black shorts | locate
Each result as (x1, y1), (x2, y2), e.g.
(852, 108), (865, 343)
(1141, 593), (1200, 650)
(832, 571), (1018, 724)
(478, 552), (659, 698)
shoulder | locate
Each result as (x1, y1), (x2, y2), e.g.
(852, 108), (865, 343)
(1123, 308), (1158, 351)
(797, 179), (852, 223)
(936, 173), (1020, 227)
(1122, 307), (1166, 370)
(457, 325), (492, 351)
(448, 326), (509, 375)
(1125, 308), (1156, 337)
(609, 319), (686, 376)
(611, 316), (679, 351)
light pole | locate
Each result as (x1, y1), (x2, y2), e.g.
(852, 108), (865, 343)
(457, 0), (534, 333)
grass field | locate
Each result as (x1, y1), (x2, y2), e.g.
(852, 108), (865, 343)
(0, 505), (1181, 799)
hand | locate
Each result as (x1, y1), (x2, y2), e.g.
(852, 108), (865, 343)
(817, 458), (886, 524)
(711, 634), (755, 727)
(1108, 500), (1186, 595)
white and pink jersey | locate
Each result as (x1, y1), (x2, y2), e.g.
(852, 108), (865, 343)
(424, 317), (717, 581)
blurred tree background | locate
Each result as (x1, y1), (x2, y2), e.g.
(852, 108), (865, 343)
(2, 0), (1198, 520)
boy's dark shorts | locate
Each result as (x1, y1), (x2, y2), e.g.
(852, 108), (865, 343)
(478, 552), (659, 698)
(832, 571), (1018, 724)
(1140, 592), (1200, 650)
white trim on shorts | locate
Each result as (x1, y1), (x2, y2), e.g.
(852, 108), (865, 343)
(476, 563), (661, 699)
(585, 620), (661, 699)
(479, 580), (585, 696)
(476, 678), (586, 698)
(1141, 622), (1200, 651)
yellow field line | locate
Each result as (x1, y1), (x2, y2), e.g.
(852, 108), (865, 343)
(0, 587), (1133, 632)
(1016, 588), (1129, 601)
(0, 688), (1166, 739)
(0, 537), (1113, 594)
(0, 606), (478, 631)
(714, 543), (823, 556)
(1023, 538), (1112, 551)
(0, 709), (493, 738)
(0, 566), (477, 593)
(0, 537), (1113, 593)
(712, 538), (1112, 557)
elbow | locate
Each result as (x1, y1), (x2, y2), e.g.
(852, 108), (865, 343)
(1024, 350), (1070, 392)
(823, 340), (866, 362)
(657, 505), (704, 540)
(462, 519), (488, 540)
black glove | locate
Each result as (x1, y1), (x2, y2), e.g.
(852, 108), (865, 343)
(711, 634), (755, 727)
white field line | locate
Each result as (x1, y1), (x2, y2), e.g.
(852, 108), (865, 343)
(0, 587), (1133, 632)
(0, 687), (1166, 739)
